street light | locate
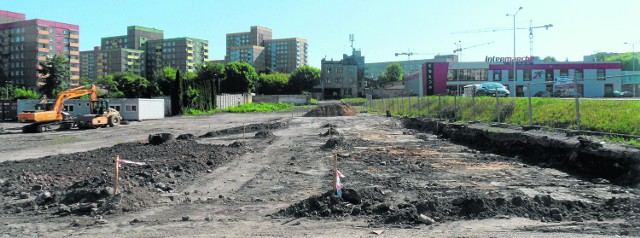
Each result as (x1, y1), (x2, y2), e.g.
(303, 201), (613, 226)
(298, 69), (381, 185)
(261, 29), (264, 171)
(625, 40), (640, 96)
(507, 6), (523, 97)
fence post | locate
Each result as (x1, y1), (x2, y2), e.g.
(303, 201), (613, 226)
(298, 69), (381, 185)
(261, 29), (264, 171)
(408, 96), (412, 116)
(574, 77), (581, 130)
(453, 94), (457, 120)
(438, 95), (442, 120)
(495, 92), (500, 123)
(401, 96), (405, 115)
(418, 96), (421, 117)
(472, 93), (476, 121)
(528, 82), (533, 126)
(426, 96), (430, 118)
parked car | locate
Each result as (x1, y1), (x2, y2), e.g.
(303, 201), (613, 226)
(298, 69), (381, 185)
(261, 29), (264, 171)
(474, 82), (510, 97)
(613, 91), (634, 97)
(534, 91), (551, 97)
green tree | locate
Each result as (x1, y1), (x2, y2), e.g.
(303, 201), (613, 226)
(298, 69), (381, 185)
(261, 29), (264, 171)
(256, 73), (289, 94)
(257, 67), (275, 75)
(38, 55), (70, 98)
(96, 72), (152, 98)
(542, 56), (557, 62)
(605, 53), (638, 71)
(222, 62), (257, 93)
(13, 87), (39, 100)
(288, 65), (320, 94)
(377, 62), (403, 87)
(96, 74), (123, 98)
(196, 62), (225, 93)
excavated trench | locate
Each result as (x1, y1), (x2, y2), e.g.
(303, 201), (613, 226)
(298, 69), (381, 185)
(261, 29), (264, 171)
(403, 117), (640, 187)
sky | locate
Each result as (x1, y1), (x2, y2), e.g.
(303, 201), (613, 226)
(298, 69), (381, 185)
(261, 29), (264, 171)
(4, 0), (640, 68)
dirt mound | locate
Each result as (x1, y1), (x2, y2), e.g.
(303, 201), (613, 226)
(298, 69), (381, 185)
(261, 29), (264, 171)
(255, 130), (275, 139)
(320, 128), (340, 137)
(148, 133), (175, 145)
(274, 187), (636, 228)
(0, 140), (250, 217)
(322, 123), (338, 128)
(303, 104), (358, 117)
(200, 121), (287, 138)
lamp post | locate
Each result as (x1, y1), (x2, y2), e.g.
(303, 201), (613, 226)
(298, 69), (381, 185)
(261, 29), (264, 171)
(625, 41), (639, 96)
(507, 6), (523, 97)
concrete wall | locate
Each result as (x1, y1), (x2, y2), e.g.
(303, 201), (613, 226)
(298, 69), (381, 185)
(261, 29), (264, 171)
(253, 95), (309, 105)
(216, 93), (252, 109)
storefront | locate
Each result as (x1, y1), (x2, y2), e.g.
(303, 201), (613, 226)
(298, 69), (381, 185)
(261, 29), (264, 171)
(407, 58), (622, 97)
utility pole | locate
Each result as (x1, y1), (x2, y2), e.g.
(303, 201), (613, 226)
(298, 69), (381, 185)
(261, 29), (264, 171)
(507, 7), (523, 97)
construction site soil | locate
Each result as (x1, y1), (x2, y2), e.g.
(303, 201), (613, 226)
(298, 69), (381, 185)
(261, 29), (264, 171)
(0, 105), (639, 237)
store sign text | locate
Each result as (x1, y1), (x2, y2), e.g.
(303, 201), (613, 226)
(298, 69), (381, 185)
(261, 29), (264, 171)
(485, 56), (534, 64)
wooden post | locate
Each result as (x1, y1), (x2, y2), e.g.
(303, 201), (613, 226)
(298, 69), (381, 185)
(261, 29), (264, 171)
(114, 155), (119, 195)
(243, 123), (246, 141)
(333, 153), (338, 193)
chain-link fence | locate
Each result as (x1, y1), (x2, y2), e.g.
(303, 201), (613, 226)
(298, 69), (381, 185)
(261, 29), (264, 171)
(363, 94), (640, 136)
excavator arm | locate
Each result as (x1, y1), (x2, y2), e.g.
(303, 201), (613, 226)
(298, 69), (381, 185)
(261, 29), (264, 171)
(18, 84), (98, 123)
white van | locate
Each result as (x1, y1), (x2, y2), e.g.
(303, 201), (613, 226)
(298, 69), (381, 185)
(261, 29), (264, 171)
(463, 84), (480, 97)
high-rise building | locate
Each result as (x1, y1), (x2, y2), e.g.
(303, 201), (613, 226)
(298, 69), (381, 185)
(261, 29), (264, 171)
(80, 46), (100, 82)
(145, 37), (209, 75)
(264, 38), (308, 73)
(0, 10), (80, 88)
(225, 26), (307, 73)
(81, 26), (208, 81)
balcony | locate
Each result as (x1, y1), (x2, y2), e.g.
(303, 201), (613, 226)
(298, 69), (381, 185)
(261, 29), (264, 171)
(70, 42), (79, 47)
(187, 50), (193, 54)
(38, 30), (49, 35)
(69, 51), (80, 56)
(187, 56), (193, 60)
(187, 43), (193, 48)
(69, 34), (79, 39)
(127, 55), (139, 59)
(38, 47), (49, 53)
(38, 56), (47, 61)
(37, 38), (49, 44)
(203, 46), (208, 50)
(69, 59), (79, 64)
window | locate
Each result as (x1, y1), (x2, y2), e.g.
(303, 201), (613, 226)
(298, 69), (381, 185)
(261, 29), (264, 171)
(545, 69), (554, 81)
(492, 70), (502, 81)
(508, 69), (514, 81)
(575, 69), (584, 80)
(110, 105), (121, 112)
(597, 69), (605, 80)
(560, 69), (569, 77)
(523, 69), (532, 81)
(63, 105), (74, 112)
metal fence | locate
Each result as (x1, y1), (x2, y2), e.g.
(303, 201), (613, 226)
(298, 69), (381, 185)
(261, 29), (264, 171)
(363, 94), (640, 136)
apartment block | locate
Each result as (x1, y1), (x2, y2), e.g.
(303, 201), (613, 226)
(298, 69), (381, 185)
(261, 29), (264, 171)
(0, 10), (80, 88)
(264, 38), (308, 74)
(101, 26), (163, 50)
(96, 48), (144, 77)
(145, 37), (209, 75)
(79, 46), (100, 82)
(225, 26), (307, 73)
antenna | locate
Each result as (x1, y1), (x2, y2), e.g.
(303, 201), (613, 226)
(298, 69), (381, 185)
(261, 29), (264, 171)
(349, 34), (354, 50)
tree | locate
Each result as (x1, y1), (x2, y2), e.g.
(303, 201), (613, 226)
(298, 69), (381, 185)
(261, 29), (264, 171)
(257, 67), (275, 75)
(222, 62), (257, 93)
(256, 73), (289, 95)
(38, 55), (70, 98)
(377, 62), (403, 87)
(288, 65), (320, 94)
(96, 72), (152, 98)
(605, 53), (638, 71)
(13, 87), (39, 100)
(542, 56), (557, 62)
(196, 62), (225, 93)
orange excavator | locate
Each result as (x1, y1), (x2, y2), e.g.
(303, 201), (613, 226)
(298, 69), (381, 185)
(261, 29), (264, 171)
(18, 84), (122, 133)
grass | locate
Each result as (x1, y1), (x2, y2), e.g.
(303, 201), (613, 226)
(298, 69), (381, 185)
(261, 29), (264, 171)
(341, 97), (367, 106)
(604, 136), (640, 147)
(368, 96), (640, 135)
(183, 102), (295, 115)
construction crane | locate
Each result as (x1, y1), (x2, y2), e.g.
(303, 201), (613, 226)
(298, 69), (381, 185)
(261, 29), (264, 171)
(453, 41), (494, 53)
(451, 20), (553, 56)
(394, 49), (436, 60)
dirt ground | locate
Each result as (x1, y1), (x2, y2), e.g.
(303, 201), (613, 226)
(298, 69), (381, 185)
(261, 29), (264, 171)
(0, 108), (639, 237)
